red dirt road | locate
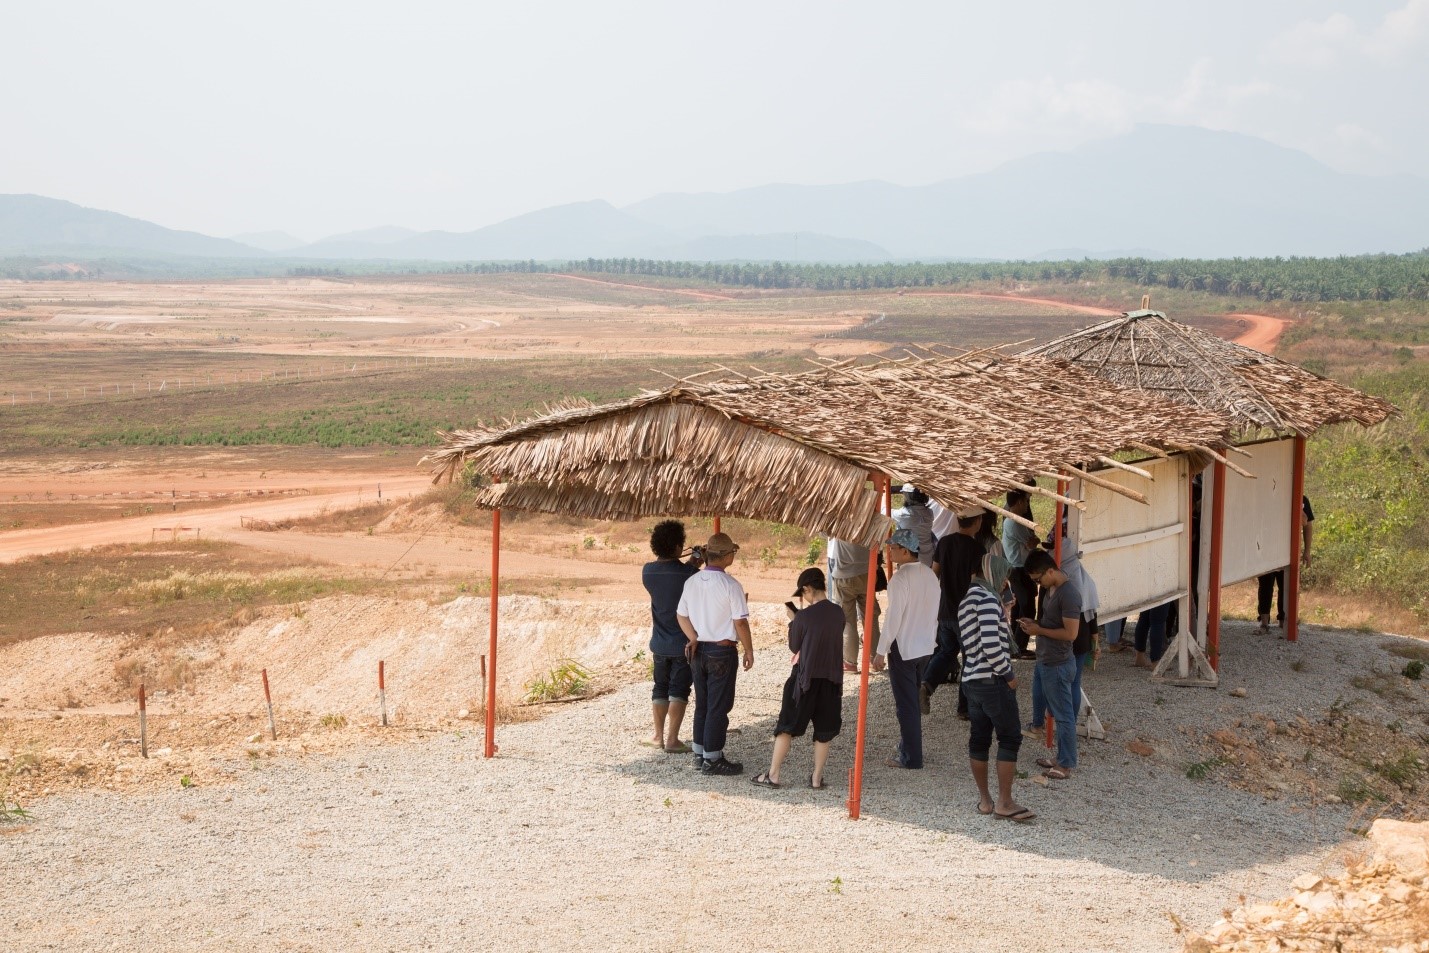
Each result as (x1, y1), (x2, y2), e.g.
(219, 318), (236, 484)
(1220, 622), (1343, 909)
(911, 291), (1288, 352)
(0, 474), (432, 563)
(1227, 312), (1290, 353)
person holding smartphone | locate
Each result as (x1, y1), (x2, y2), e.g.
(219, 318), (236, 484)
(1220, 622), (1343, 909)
(1017, 549), (1082, 781)
(750, 567), (845, 789)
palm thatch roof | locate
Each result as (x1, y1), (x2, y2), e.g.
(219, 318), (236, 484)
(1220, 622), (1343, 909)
(424, 349), (1239, 546)
(1023, 310), (1395, 436)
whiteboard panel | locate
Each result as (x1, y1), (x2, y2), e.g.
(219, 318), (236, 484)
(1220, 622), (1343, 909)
(1219, 438), (1294, 585)
(1078, 455), (1190, 620)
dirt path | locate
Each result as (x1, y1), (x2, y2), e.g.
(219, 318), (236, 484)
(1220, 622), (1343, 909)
(0, 474), (432, 563)
(1228, 311), (1290, 353)
(901, 291), (1120, 316)
(907, 291), (1289, 351)
(551, 273), (735, 300)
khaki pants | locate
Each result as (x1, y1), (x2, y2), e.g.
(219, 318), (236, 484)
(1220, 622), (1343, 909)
(834, 574), (880, 666)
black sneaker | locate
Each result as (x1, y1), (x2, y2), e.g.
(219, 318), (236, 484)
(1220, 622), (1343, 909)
(692, 753), (707, 770)
(700, 757), (744, 776)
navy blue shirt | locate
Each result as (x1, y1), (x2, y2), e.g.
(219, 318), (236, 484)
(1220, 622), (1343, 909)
(643, 558), (699, 657)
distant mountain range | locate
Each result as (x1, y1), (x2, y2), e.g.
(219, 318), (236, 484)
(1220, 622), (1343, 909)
(4, 125), (1427, 263)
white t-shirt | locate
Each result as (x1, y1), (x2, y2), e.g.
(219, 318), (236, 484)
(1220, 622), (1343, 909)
(676, 568), (750, 642)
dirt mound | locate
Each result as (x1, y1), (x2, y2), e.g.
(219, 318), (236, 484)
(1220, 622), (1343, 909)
(1184, 820), (1429, 952)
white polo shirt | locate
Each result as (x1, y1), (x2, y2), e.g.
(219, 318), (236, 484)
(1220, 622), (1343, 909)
(676, 567), (749, 642)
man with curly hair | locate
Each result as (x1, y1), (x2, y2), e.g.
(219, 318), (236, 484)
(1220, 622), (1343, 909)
(642, 520), (701, 752)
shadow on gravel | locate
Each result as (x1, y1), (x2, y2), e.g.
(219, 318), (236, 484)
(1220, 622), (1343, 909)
(602, 620), (1383, 883)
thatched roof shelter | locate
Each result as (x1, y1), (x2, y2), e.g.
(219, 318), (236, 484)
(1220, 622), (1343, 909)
(1023, 310), (1395, 436)
(425, 349), (1239, 546)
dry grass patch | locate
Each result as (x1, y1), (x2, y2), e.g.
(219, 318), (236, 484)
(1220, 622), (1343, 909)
(0, 540), (395, 649)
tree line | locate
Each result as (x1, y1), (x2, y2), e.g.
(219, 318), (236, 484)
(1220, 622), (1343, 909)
(532, 253), (1429, 302)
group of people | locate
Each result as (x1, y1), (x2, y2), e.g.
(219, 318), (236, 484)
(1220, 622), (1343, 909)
(639, 487), (1314, 819)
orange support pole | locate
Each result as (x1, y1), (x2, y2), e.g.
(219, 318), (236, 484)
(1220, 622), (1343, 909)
(1207, 461), (1226, 670)
(848, 475), (886, 820)
(485, 507), (501, 757)
(1286, 437), (1306, 642)
(712, 516), (721, 536)
(1046, 483), (1066, 749)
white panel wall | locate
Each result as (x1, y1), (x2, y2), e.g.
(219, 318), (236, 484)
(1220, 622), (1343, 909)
(1219, 438), (1294, 586)
(1077, 455), (1190, 620)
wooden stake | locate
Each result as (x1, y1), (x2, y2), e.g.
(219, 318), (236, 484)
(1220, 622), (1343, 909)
(378, 660), (388, 727)
(262, 668), (278, 740)
(139, 683), (148, 759)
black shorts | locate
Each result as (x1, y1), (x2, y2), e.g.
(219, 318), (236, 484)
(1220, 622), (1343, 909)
(774, 672), (842, 743)
(651, 653), (692, 703)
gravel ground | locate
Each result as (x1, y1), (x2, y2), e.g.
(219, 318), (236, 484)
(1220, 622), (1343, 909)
(7, 617), (1422, 953)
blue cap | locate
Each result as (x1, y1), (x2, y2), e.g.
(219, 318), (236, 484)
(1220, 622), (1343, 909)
(886, 528), (920, 553)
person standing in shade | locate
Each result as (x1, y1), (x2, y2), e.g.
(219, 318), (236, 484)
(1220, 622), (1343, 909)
(828, 537), (880, 673)
(871, 529), (939, 769)
(892, 485), (935, 568)
(642, 520), (702, 753)
(960, 552), (1034, 822)
(750, 567), (845, 789)
(922, 506), (986, 717)
(1258, 495), (1315, 633)
(1001, 490), (1039, 659)
(677, 533), (755, 776)
(1017, 549), (1081, 780)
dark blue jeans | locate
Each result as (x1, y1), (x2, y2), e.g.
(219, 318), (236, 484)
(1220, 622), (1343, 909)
(691, 643), (738, 760)
(888, 641), (930, 768)
(964, 678), (1022, 763)
(1134, 603), (1171, 662)
(923, 619), (968, 714)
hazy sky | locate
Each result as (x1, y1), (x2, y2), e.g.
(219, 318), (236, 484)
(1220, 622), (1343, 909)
(5, 1), (1426, 240)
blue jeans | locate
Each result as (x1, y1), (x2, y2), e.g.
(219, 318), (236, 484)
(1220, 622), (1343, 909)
(1134, 604), (1171, 662)
(1102, 618), (1125, 646)
(691, 643), (738, 760)
(964, 678), (1022, 763)
(887, 641), (929, 768)
(1032, 658), (1078, 770)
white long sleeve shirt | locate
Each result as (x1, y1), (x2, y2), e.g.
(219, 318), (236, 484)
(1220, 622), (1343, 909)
(876, 561), (940, 659)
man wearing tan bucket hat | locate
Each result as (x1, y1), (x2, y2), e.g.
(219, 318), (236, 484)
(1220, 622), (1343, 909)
(677, 532), (755, 776)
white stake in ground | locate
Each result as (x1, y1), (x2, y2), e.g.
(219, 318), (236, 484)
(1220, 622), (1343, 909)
(262, 668), (278, 740)
(138, 683), (148, 759)
(378, 660), (388, 727)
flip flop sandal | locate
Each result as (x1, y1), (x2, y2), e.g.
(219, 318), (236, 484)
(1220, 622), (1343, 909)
(749, 772), (780, 789)
(1042, 767), (1071, 781)
(663, 742), (692, 754)
(809, 774), (826, 789)
(976, 802), (994, 816)
(995, 807), (1037, 823)
(1035, 757), (1056, 769)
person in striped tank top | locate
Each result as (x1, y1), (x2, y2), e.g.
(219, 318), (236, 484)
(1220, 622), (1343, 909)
(958, 553), (1035, 823)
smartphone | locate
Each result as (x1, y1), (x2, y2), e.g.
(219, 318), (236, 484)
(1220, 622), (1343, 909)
(784, 601), (798, 613)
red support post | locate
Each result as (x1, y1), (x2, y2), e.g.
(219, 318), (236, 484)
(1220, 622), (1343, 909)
(712, 516), (721, 536)
(1286, 437), (1306, 642)
(485, 508), (501, 757)
(848, 474), (887, 820)
(1207, 461), (1227, 671)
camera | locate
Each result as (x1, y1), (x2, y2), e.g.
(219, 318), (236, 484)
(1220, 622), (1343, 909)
(689, 545), (705, 560)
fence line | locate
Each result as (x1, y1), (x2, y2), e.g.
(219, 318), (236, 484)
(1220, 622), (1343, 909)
(2, 355), (478, 408)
